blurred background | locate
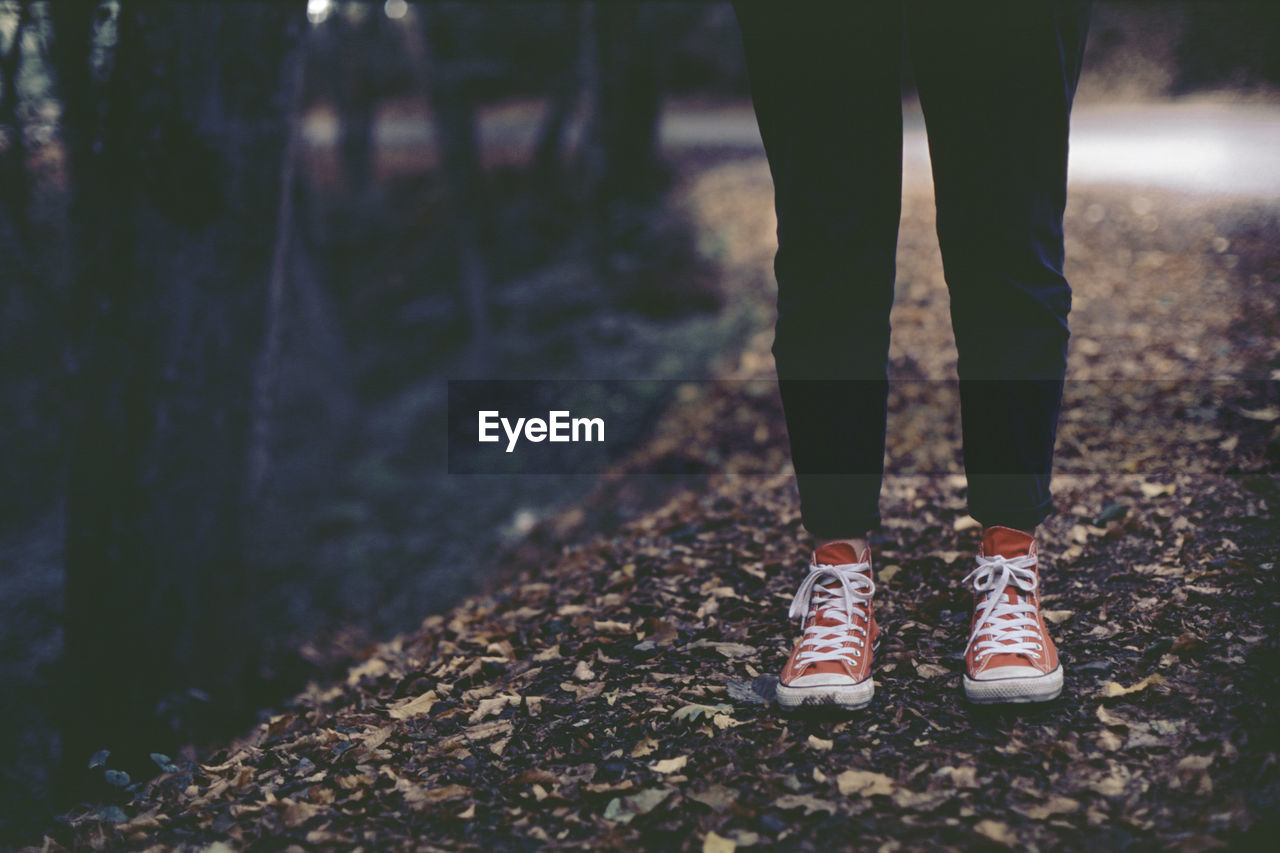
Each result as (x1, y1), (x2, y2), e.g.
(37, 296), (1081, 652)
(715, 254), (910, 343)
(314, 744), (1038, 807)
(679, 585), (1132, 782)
(1, 0), (1278, 838)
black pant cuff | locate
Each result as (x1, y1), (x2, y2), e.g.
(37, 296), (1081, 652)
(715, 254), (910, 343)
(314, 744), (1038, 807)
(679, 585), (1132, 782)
(967, 499), (1055, 532)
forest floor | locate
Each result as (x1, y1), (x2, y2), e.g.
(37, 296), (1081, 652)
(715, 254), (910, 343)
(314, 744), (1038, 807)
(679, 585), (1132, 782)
(36, 158), (1280, 850)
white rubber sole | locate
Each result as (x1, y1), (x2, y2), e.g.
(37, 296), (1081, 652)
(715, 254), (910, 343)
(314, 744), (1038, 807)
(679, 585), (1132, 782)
(776, 677), (874, 710)
(963, 664), (1064, 704)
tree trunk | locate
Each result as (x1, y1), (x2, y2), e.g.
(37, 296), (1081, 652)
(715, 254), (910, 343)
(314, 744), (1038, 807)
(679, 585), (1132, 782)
(530, 2), (581, 189)
(582, 3), (663, 208)
(55, 0), (305, 794)
(0, 0), (32, 249)
(420, 6), (491, 372)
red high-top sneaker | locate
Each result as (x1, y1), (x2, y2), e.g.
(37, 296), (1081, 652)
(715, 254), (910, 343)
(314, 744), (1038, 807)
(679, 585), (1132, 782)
(962, 526), (1063, 704)
(776, 542), (878, 710)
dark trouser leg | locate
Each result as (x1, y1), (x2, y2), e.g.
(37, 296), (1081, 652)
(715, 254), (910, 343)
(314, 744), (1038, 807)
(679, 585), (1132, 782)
(734, 1), (904, 537)
(906, 1), (1090, 530)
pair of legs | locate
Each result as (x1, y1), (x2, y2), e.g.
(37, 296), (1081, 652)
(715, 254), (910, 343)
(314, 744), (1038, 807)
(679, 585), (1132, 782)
(735, 0), (1090, 539)
(734, 1), (1091, 706)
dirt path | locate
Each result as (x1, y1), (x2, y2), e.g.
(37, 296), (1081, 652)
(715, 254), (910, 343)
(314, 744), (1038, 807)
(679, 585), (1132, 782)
(40, 162), (1279, 849)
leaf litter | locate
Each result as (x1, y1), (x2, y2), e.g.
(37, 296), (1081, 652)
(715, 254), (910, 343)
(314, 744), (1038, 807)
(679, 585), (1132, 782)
(37, 171), (1280, 850)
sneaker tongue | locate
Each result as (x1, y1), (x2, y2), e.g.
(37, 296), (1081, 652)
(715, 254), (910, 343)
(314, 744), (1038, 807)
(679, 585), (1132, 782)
(814, 542), (864, 566)
(982, 526), (1035, 559)
(810, 544), (870, 626)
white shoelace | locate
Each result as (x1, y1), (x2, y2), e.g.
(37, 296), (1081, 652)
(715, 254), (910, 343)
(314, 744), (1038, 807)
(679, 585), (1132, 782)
(788, 561), (875, 667)
(963, 553), (1043, 662)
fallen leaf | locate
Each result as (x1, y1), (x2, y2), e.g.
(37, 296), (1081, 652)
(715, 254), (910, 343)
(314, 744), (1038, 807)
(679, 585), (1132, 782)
(1015, 795), (1081, 820)
(346, 657), (388, 686)
(687, 640), (757, 659)
(703, 831), (736, 853)
(974, 819), (1016, 846)
(388, 690), (438, 720)
(1093, 503), (1128, 525)
(361, 726), (393, 750)
(603, 788), (673, 823)
(1096, 729), (1124, 751)
(469, 694), (519, 724)
(573, 661), (596, 681)
(1139, 481), (1175, 498)
(915, 662), (950, 679)
(281, 800), (319, 829)
(938, 766), (978, 788)
(837, 770), (896, 797)
(807, 735), (833, 751)
(688, 785), (736, 812)
(631, 737), (658, 758)
(1098, 673), (1166, 698)
(1236, 405), (1279, 421)
(532, 645), (562, 661)
(650, 756), (688, 774)
(1042, 610), (1074, 624)
(672, 703), (735, 721)
(773, 794), (838, 815)
(404, 785), (471, 810)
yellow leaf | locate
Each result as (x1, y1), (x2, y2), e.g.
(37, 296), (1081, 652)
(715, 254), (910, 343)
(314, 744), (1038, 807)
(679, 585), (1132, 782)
(836, 770), (896, 797)
(703, 831), (736, 853)
(650, 756), (688, 774)
(631, 737), (658, 758)
(807, 735), (834, 751)
(1042, 610), (1074, 625)
(974, 820), (1016, 846)
(1098, 673), (1166, 698)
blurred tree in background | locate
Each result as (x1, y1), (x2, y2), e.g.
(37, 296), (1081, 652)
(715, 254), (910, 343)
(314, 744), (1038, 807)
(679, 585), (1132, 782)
(51, 0), (306, 793)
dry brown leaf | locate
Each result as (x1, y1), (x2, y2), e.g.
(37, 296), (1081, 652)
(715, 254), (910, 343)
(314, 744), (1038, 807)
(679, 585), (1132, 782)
(346, 657), (389, 686)
(405, 784), (471, 810)
(1098, 673), (1166, 698)
(469, 694), (519, 724)
(703, 831), (736, 853)
(837, 770), (896, 797)
(1096, 704), (1129, 727)
(915, 662), (950, 679)
(1015, 795), (1081, 820)
(388, 690), (438, 720)
(650, 755), (688, 774)
(807, 735), (834, 751)
(631, 737), (658, 758)
(532, 645), (562, 661)
(974, 819), (1016, 846)
(773, 794), (838, 815)
(688, 785), (736, 812)
(280, 799), (320, 829)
